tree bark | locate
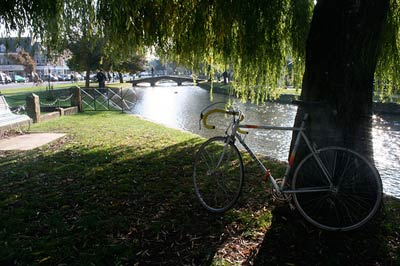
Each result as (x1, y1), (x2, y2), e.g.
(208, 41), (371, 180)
(85, 69), (90, 88)
(291, 0), (389, 166)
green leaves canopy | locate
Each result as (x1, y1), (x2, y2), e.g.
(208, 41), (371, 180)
(0, 0), (95, 46)
(1, 0), (399, 100)
(97, 0), (314, 102)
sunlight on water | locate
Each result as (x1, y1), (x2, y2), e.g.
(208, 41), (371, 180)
(372, 115), (400, 197)
(134, 86), (181, 127)
(131, 83), (400, 198)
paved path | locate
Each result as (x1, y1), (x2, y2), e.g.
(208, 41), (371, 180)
(0, 133), (66, 150)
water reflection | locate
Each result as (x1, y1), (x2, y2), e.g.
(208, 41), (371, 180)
(131, 83), (400, 198)
(373, 115), (400, 197)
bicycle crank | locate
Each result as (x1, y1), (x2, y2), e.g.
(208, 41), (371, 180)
(269, 178), (292, 203)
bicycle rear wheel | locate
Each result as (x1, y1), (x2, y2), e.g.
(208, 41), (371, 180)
(292, 147), (382, 231)
(193, 136), (244, 213)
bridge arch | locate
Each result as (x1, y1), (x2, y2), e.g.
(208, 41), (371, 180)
(130, 75), (204, 86)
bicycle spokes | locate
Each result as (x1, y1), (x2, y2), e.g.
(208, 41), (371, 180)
(193, 137), (244, 213)
(293, 147), (382, 231)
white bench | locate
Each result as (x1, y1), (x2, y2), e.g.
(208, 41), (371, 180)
(0, 95), (31, 133)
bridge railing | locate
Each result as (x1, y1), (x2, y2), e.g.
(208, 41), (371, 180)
(130, 75), (205, 86)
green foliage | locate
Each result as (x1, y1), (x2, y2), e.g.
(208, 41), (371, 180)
(375, 0), (400, 98)
(3, 0), (400, 100)
(95, 0), (314, 102)
(66, 36), (144, 80)
(110, 54), (145, 74)
(2, 0), (314, 102)
(66, 37), (105, 73)
(150, 59), (166, 72)
(0, 0), (94, 49)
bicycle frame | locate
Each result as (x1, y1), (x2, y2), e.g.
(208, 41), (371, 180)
(196, 106), (383, 231)
(226, 113), (334, 195)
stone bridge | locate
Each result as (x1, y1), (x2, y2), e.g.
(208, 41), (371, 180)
(130, 75), (205, 86)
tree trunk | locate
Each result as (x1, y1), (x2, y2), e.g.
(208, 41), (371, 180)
(291, 0), (389, 166)
(85, 70), (90, 88)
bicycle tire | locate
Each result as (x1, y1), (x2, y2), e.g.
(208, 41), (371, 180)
(193, 136), (244, 213)
(292, 147), (382, 231)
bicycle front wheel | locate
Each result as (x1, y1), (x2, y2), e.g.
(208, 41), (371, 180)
(292, 147), (382, 231)
(193, 136), (244, 213)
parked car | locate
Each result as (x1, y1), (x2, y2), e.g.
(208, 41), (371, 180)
(5, 74), (12, 83)
(1, 73), (12, 83)
(89, 73), (98, 82)
(58, 74), (71, 81)
(138, 71), (151, 78)
(122, 73), (134, 81)
(11, 74), (27, 83)
(42, 74), (59, 81)
(74, 73), (83, 80)
(0, 72), (6, 84)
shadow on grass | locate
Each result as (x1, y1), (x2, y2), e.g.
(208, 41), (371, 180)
(0, 136), (399, 265)
(249, 197), (400, 266)
(1, 137), (264, 265)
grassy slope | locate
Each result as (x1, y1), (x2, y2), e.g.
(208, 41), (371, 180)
(0, 112), (398, 265)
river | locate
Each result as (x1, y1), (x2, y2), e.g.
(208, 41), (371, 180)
(130, 83), (400, 198)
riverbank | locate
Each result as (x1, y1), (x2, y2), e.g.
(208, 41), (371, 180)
(198, 82), (400, 114)
(197, 81), (299, 104)
(0, 112), (398, 265)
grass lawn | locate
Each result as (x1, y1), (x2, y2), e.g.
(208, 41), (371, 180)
(1, 82), (132, 108)
(0, 112), (399, 265)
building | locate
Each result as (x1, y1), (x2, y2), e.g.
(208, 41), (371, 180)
(0, 37), (70, 78)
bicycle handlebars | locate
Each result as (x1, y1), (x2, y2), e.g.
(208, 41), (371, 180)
(200, 106), (311, 135)
(200, 108), (248, 134)
(201, 109), (228, 129)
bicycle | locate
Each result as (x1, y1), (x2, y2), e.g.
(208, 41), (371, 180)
(193, 103), (382, 231)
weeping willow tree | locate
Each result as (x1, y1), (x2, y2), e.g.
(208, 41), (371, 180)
(292, 0), (389, 167)
(94, 0), (313, 101)
(1, 0), (399, 163)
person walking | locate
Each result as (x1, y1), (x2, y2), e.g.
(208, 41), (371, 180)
(222, 70), (228, 84)
(97, 69), (106, 89)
